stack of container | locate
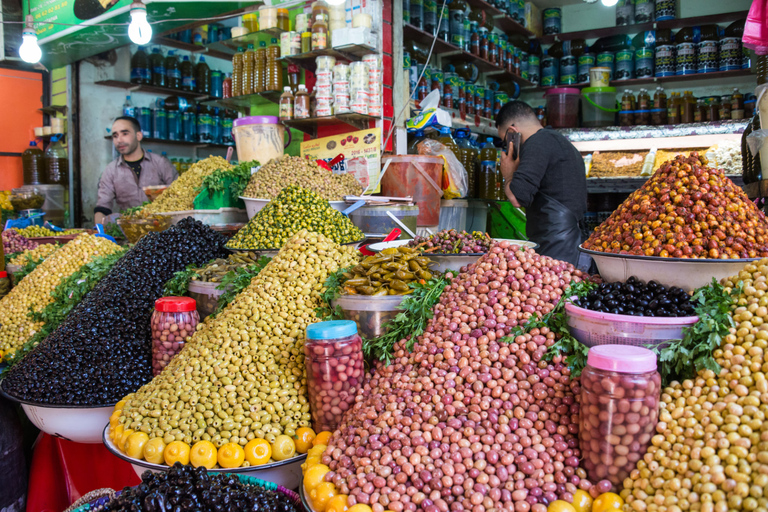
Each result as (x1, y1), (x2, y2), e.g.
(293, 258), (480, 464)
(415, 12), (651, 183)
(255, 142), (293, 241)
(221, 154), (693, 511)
(316, 56), (335, 117)
(350, 61), (369, 114)
(365, 54), (383, 117)
(333, 63), (351, 114)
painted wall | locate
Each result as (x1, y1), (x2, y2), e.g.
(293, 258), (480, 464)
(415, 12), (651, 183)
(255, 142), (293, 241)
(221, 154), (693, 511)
(78, 45), (232, 221)
(0, 68), (44, 190)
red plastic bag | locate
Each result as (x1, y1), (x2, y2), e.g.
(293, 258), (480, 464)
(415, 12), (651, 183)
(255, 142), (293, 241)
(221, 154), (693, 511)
(744, 0), (768, 52)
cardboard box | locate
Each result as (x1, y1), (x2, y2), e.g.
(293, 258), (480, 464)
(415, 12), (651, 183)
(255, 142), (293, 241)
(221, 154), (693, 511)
(525, 2), (543, 38)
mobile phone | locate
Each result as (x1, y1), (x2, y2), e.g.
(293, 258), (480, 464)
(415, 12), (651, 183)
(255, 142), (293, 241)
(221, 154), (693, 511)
(503, 132), (521, 160)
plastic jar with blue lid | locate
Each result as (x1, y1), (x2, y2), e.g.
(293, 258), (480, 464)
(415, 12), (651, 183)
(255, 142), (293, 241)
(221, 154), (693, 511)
(305, 320), (365, 431)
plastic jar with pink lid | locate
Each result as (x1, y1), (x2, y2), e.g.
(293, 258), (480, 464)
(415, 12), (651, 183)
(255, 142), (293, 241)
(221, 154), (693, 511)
(151, 297), (200, 376)
(579, 345), (661, 488)
(304, 320), (365, 432)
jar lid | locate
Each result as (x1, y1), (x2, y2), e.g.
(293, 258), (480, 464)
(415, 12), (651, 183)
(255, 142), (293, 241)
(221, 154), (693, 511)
(0, 271), (6, 278)
(233, 115), (280, 127)
(306, 320), (358, 340)
(155, 296), (197, 313)
(278, 8), (289, 14)
(582, 86), (616, 94)
(587, 345), (657, 373)
(544, 87), (581, 95)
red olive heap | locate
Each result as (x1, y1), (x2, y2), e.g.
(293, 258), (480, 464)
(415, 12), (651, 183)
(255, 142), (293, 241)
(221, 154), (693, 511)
(583, 154), (768, 259)
(321, 242), (596, 512)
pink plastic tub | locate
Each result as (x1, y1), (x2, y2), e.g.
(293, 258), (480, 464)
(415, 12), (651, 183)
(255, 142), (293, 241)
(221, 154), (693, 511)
(565, 300), (698, 349)
(545, 87), (581, 128)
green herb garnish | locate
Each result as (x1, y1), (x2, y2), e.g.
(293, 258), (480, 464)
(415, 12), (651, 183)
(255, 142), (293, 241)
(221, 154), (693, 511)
(316, 266), (353, 322)
(652, 278), (740, 385)
(212, 256), (272, 316)
(163, 262), (204, 297)
(199, 160), (260, 198)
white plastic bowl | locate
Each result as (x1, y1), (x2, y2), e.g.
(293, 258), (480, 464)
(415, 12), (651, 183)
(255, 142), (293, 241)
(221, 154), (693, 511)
(241, 197), (347, 220)
(580, 246), (760, 291)
(0, 384), (114, 443)
(332, 294), (407, 339)
(102, 426), (306, 487)
(565, 300), (699, 349)
(157, 208), (248, 226)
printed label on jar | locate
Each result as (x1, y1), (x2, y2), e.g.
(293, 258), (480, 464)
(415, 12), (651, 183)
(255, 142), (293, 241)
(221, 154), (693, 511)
(675, 42), (696, 75)
(634, 0), (653, 22)
(542, 8), (561, 35)
(312, 32), (327, 50)
(635, 48), (653, 78)
(279, 103), (293, 119)
(577, 53), (595, 83)
(334, 93), (350, 103)
(316, 69), (333, 82)
(350, 103), (369, 114)
(369, 94), (382, 106)
(334, 104), (351, 114)
(559, 55), (576, 85)
(655, 45), (675, 77)
(655, 0), (675, 20)
(720, 37), (742, 71)
(317, 106), (333, 117)
(316, 84), (333, 96)
(334, 81), (350, 93)
(541, 56), (559, 86)
(614, 50), (634, 80)
(369, 70), (384, 83)
(698, 41), (718, 73)
(295, 105), (309, 118)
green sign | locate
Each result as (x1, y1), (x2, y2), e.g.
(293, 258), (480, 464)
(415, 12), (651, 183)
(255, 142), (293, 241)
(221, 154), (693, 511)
(23, 0), (250, 67)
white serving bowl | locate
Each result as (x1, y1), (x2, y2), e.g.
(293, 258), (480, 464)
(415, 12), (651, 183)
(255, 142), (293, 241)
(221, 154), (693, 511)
(0, 385), (113, 444)
(241, 197), (347, 220)
(102, 426), (306, 488)
(367, 239), (539, 273)
(579, 246), (760, 291)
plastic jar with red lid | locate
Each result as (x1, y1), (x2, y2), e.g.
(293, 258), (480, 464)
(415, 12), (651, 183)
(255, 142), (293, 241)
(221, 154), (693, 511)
(579, 345), (661, 488)
(304, 320), (364, 432)
(151, 296), (199, 376)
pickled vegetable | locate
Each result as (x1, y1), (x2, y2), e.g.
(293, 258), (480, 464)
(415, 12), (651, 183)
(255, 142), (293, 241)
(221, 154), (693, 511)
(340, 246), (434, 296)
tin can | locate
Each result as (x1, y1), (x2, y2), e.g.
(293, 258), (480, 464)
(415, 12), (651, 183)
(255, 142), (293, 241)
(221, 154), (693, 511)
(542, 8), (561, 35)
(431, 69), (444, 95)
(559, 55), (577, 85)
(720, 37), (742, 71)
(597, 52), (614, 80)
(528, 54), (540, 85)
(494, 92), (509, 116)
(542, 56), (559, 87)
(655, 45), (675, 77)
(614, 49), (634, 80)
(520, 51), (529, 80)
(675, 42), (695, 75)
(698, 39), (718, 73)
(474, 86), (485, 117)
(465, 83), (475, 115)
(634, 48), (654, 78)
(577, 53), (595, 84)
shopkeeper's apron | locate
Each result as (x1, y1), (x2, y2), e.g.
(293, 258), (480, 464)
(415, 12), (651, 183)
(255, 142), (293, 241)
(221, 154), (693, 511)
(526, 192), (586, 267)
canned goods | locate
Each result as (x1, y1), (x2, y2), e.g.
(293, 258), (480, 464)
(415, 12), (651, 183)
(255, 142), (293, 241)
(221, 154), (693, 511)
(615, 49), (634, 80)
(520, 51), (529, 80)
(655, 45), (674, 77)
(596, 52), (614, 80)
(334, 63), (350, 81)
(655, 0), (675, 21)
(542, 56), (559, 86)
(334, 80), (350, 94)
(720, 37), (742, 71)
(316, 69), (333, 83)
(542, 8), (561, 35)
(316, 56), (337, 69)
(698, 40), (718, 73)
(560, 55), (577, 85)
(404, 52), (411, 69)
(577, 53), (595, 84)
(316, 83), (333, 96)
(317, 106), (333, 117)
(675, 42), (695, 75)
(634, 48), (653, 78)
(296, 13), (309, 32)
(362, 54), (382, 70)
(494, 92), (509, 116)
(528, 54), (541, 85)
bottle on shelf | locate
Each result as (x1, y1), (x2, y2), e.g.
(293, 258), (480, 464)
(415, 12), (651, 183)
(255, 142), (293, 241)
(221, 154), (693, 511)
(454, 129), (477, 198)
(45, 135), (69, 187)
(165, 50), (181, 89)
(153, 98), (167, 140)
(732, 88), (745, 120)
(196, 103), (213, 143)
(122, 95), (135, 117)
(667, 91), (681, 125)
(279, 86), (295, 121)
(222, 73), (232, 99)
(408, 129), (426, 154)
(636, 88), (651, 125)
(652, 87), (668, 125)
(410, 0), (423, 30)
(243, 44), (255, 95)
(709, 95), (721, 122)
(449, 0), (467, 49)
(470, 25), (480, 56)
(295, 84), (310, 119)
(232, 47), (244, 97)
(180, 56), (196, 92)
(137, 106), (152, 137)
(266, 38), (283, 91)
(311, 14), (329, 50)
(254, 42), (267, 93)
(720, 93), (732, 121)
(150, 47), (166, 87)
(194, 56), (211, 95)
(479, 137), (497, 201)
(287, 64), (300, 94)
(22, 141), (46, 185)
(130, 47), (151, 85)
(681, 90), (696, 124)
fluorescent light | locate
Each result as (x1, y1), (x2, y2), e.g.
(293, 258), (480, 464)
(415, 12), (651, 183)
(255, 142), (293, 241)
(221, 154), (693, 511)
(19, 16), (41, 64)
(602, 0), (619, 5)
(128, 2), (153, 45)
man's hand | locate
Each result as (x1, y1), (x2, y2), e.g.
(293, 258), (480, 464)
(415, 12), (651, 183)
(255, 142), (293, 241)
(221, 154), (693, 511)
(500, 145), (520, 184)
(94, 212), (106, 226)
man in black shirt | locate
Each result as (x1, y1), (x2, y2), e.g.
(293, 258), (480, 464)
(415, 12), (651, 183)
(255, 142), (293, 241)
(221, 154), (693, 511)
(496, 101), (588, 266)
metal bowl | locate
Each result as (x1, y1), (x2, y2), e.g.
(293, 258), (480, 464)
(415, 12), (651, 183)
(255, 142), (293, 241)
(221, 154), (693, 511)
(102, 426), (306, 487)
(579, 246), (759, 290)
(226, 239), (364, 256)
(0, 383), (114, 444)
(241, 197), (347, 220)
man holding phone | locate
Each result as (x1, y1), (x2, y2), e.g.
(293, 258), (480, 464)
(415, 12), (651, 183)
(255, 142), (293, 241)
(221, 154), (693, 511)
(495, 101), (588, 266)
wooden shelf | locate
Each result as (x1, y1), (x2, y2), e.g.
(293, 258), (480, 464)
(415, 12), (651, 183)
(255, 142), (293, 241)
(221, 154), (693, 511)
(39, 106), (68, 115)
(204, 27), (287, 56)
(541, 10), (749, 44)
(571, 132), (743, 152)
(403, 24), (535, 88)
(203, 90), (282, 112)
(283, 113), (378, 137)
(152, 37), (232, 61)
(279, 45), (377, 73)
(462, 0), (535, 38)
(95, 80), (210, 101)
(537, 69), (753, 91)
(103, 136), (231, 149)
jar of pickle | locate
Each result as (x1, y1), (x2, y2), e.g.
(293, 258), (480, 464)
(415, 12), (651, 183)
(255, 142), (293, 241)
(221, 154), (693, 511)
(304, 320), (364, 432)
(151, 297), (200, 376)
(258, 5), (278, 29)
(579, 345), (660, 488)
(277, 8), (290, 31)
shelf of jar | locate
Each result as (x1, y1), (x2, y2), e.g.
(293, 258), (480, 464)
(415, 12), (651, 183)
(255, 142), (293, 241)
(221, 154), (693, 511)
(203, 90), (283, 112)
(403, 24), (534, 87)
(461, 0), (535, 38)
(540, 10), (749, 45)
(39, 105), (68, 115)
(570, 132), (743, 152)
(283, 113), (379, 137)
(278, 44), (377, 73)
(95, 80), (211, 101)
(204, 27), (287, 56)
(535, 69), (753, 91)
(104, 136), (232, 149)
(409, 100), (498, 137)
(152, 37), (232, 61)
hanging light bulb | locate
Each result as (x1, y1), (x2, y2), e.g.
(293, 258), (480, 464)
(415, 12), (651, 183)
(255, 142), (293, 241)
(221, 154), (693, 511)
(326, 0), (345, 6)
(19, 15), (42, 64)
(128, 1), (152, 45)
(601, 0), (619, 5)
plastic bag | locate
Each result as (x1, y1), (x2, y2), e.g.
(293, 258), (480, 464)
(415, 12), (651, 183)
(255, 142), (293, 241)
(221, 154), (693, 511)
(416, 139), (468, 199)
(746, 129), (768, 157)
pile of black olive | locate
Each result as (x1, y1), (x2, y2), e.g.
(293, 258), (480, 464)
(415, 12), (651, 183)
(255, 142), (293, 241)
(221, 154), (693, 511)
(104, 463), (299, 512)
(1, 218), (227, 405)
(572, 276), (695, 317)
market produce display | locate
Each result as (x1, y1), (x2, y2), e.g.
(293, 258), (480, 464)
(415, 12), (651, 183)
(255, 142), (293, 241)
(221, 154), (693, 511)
(572, 277), (695, 317)
(190, 251), (264, 283)
(705, 140), (742, 175)
(1, 219), (227, 404)
(103, 463), (301, 512)
(622, 259), (768, 512)
(9, 193), (44, 210)
(108, 230), (359, 468)
(242, 156), (362, 201)
(227, 186), (363, 250)
(139, 156), (231, 215)
(13, 226), (83, 237)
(0, 234), (122, 362)
(340, 247), (433, 296)
(2, 229), (38, 254)
(8, 243), (59, 266)
(584, 154), (768, 258)
(316, 242), (593, 511)
(0, 190), (12, 210)
(407, 230), (494, 254)
(589, 151), (648, 178)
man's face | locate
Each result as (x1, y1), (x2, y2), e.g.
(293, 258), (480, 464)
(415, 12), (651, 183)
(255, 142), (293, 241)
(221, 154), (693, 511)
(111, 120), (141, 155)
